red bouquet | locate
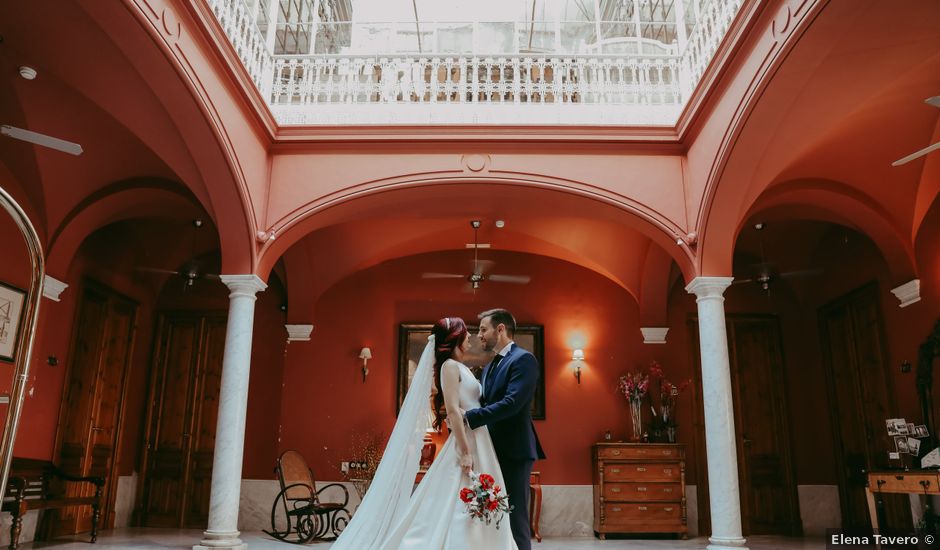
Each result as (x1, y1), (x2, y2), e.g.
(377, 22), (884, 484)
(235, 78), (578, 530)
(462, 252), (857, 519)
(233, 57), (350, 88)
(458, 471), (513, 528)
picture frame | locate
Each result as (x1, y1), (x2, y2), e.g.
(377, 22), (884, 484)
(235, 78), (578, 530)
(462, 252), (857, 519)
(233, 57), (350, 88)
(0, 282), (27, 363)
(398, 323), (546, 420)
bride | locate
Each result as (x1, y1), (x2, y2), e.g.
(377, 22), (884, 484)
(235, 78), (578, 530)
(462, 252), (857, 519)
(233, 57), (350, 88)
(330, 317), (517, 550)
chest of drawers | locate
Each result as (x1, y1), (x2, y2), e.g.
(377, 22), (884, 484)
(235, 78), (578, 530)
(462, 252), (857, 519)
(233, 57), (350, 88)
(592, 443), (687, 539)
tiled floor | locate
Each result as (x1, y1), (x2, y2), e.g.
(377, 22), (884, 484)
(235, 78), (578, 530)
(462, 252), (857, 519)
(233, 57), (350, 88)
(20, 528), (828, 549)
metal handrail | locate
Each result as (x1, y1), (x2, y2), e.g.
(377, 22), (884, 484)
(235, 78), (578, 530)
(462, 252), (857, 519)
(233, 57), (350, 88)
(0, 185), (44, 502)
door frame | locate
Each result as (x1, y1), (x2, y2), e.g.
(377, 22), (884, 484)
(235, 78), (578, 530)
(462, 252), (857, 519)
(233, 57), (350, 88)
(688, 313), (802, 536)
(51, 278), (139, 531)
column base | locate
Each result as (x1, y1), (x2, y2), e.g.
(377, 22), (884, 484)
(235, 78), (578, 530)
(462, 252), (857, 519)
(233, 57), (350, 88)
(194, 529), (246, 550)
(707, 535), (748, 550)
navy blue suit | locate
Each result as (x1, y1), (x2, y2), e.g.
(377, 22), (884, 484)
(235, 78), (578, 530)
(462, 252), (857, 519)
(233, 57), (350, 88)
(466, 344), (545, 550)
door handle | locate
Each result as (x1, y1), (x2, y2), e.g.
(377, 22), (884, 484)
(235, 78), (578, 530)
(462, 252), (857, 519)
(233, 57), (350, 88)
(91, 427), (104, 432)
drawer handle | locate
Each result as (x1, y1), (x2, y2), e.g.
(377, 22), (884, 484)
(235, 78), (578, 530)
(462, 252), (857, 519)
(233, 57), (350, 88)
(636, 487), (647, 492)
(638, 449), (647, 454)
(610, 468), (621, 474)
(662, 450), (672, 455)
(663, 487), (673, 493)
(637, 467), (647, 472)
(639, 506), (648, 511)
(611, 487), (621, 493)
(612, 450), (621, 456)
(664, 468), (673, 474)
(612, 507), (622, 512)
(665, 507), (674, 512)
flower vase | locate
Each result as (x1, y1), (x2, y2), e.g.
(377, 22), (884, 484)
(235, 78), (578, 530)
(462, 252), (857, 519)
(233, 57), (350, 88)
(629, 397), (643, 442)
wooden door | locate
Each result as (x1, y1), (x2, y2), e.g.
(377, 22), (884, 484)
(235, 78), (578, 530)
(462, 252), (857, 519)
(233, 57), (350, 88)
(689, 315), (800, 536)
(52, 281), (137, 536)
(728, 317), (800, 535)
(138, 313), (225, 528)
(819, 283), (910, 530)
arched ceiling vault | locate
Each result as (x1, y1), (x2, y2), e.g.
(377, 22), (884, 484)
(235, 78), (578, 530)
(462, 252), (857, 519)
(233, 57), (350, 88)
(694, 0), (940, 277)
(269, 183), (687, 319)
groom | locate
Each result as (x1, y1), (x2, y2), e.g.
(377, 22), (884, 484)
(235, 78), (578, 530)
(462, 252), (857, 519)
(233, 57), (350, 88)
(465, 308), (545, 550)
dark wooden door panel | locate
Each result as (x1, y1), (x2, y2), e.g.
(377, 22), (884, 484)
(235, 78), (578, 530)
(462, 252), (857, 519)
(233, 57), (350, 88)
(52, 283), (136, 537)
(140, 313), (226, 528)
(819, 284), (910, 530)
(730, 318), (800, 535)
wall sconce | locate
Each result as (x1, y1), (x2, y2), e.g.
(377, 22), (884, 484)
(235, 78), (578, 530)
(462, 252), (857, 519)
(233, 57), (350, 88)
(359, 347), (372, 382)
(572, 349), (585, 384)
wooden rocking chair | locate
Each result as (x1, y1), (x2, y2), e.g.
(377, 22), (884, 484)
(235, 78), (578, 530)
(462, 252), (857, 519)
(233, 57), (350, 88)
(264, 450), (351, 544)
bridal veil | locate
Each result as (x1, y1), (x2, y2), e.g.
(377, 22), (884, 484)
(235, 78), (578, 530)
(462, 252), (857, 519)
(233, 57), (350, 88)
(329, 335), (436, 549)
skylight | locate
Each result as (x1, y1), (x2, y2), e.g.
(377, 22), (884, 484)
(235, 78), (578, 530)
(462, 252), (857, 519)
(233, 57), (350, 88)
(208, 0), (743, 125)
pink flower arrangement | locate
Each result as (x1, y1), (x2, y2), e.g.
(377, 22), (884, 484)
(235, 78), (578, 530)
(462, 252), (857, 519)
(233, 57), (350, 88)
(617, 370), (650, 402)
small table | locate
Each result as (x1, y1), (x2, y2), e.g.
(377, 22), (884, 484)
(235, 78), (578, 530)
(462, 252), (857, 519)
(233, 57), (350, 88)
(867, 470), (940, 547)
(414, 470), (542, 541)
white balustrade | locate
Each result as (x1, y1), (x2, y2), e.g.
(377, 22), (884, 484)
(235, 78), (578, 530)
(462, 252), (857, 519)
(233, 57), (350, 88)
(205, 0), (744, 125)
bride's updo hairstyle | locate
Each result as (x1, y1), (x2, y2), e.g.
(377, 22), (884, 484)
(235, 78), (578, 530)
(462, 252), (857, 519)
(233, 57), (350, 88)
(430, 317), (468, 431)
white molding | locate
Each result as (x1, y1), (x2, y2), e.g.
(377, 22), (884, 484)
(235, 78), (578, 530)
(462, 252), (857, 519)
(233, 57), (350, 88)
(685, 276), (734, 298)
(640, 327), (669, 344)
(890, 279), (921, 308)
(285, 324), (314, 342)
(219, 274), (267, 298)
(42, 275), (68, 302)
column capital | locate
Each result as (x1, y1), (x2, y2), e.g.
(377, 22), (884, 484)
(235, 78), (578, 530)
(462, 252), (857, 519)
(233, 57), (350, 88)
(685, 276), (734, 298)
(640, 327), (669, 344)
(219, 274), (267, 298)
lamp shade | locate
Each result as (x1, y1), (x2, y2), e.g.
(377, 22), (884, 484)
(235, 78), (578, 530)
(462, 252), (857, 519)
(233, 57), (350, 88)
(572, 349), (585, 361)
(359, 347), (373, 360)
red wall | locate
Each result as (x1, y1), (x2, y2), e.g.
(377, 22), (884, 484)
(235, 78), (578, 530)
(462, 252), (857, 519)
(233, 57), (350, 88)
(278, 250), (692, 485)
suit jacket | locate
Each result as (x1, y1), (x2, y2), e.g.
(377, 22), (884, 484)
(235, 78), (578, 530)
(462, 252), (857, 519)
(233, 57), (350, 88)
(466, 343), (546, 461)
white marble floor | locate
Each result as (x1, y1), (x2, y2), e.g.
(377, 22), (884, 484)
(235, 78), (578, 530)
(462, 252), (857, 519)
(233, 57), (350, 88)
(19, 528), (828, 549)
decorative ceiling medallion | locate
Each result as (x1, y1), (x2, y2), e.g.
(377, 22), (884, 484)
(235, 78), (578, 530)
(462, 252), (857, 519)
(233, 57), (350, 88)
(462, 154), (490, 173)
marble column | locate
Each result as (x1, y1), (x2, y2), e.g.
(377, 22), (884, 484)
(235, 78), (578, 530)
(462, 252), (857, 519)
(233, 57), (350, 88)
(686, 277), (748, 550)
(195, 275), (267, 550)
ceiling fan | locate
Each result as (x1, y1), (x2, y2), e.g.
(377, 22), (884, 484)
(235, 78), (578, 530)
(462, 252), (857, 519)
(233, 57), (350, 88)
(1, 125), (83, 156)
(892, 96), (940, 166)
(135, 260), (220, 291)
(732, 223), (823, 294)
(421, 220), (531, 291)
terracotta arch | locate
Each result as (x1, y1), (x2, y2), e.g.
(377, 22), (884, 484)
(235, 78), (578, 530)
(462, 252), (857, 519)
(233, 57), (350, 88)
(257, 176), (696, 282)
(46, 182), (209, 276)
(740, 180), (918, 285)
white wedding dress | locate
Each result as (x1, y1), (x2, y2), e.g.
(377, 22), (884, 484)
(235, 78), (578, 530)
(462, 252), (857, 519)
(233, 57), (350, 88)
(377, 361), (518, 550)
(328, 339), (518, 550)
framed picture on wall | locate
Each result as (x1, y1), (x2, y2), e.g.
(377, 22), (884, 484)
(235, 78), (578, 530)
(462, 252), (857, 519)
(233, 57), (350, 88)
(398, 323), (546, 420)
(0, 282), (27, 362)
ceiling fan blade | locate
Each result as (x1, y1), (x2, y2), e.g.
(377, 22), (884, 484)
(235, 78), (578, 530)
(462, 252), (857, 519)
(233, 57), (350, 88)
(136, 266), (180, 276)
(422, 272), (464, 279)
(202, 273), (222, 281)
(926, 96), (940, 108)
(778, 268), (824, 279)
(1, 125), (83, 156)
(471, 259), (495, 272)
(731, 278), (755, 285)
(893, 140), (940, 166)
(488, 274), (531, 284)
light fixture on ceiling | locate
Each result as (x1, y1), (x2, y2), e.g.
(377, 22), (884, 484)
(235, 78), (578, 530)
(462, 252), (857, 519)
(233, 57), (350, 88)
(495, 220), (505, 228)
(1, 125), (82, 156)
(18, 66), (37, 80)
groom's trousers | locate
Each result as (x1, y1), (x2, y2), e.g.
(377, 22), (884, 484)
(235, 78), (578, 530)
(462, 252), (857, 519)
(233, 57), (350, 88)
(501, 456), (534, 550)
